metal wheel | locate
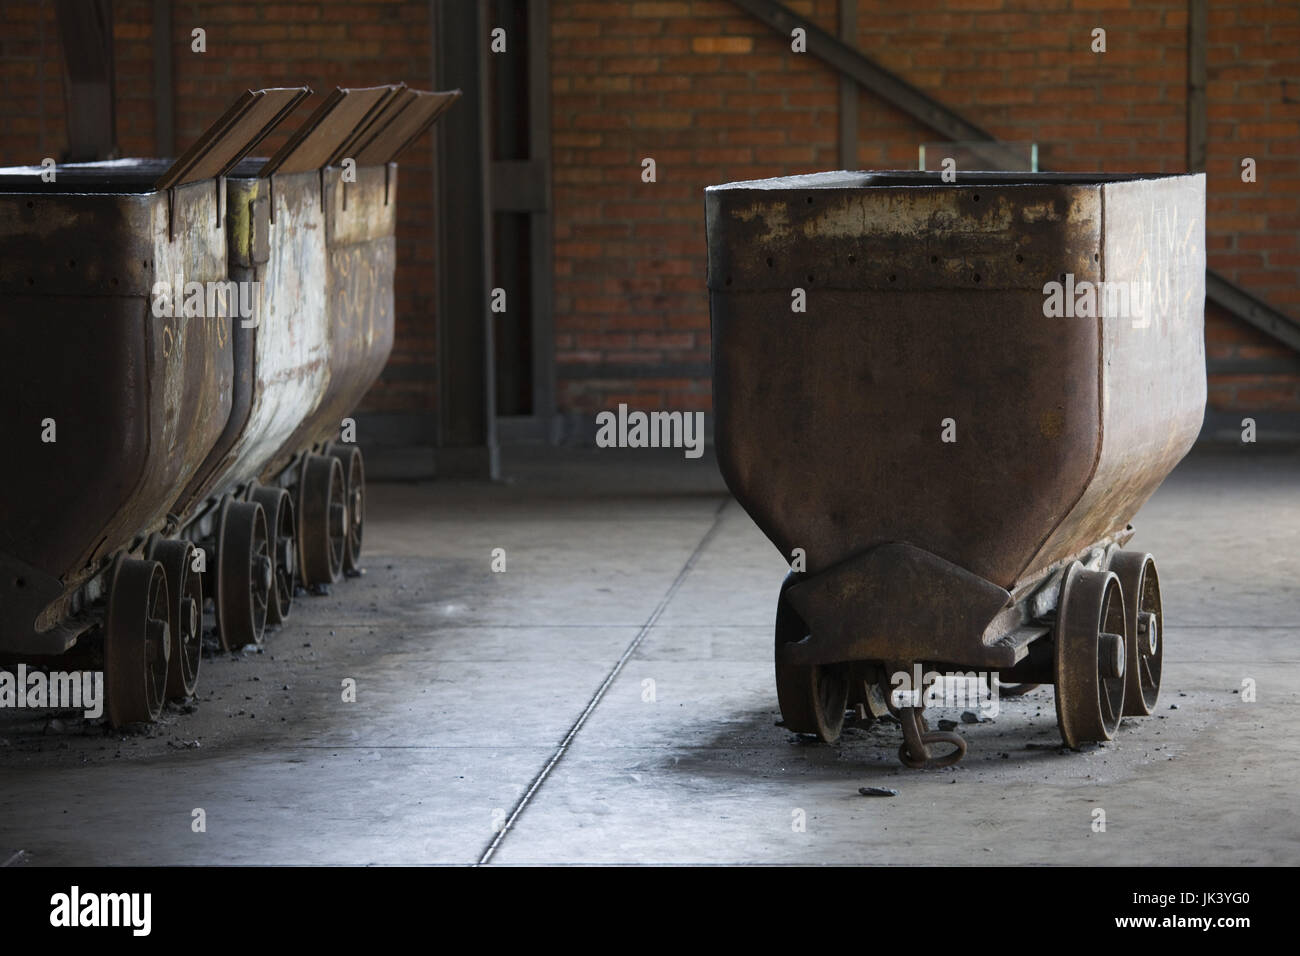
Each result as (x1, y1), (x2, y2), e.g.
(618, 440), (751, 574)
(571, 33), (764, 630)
(146, 535), (202, 700)
(247, 484), (296, 625)
(1054, 563), (1128, 749)
(774, 572), (849, 743)
(216, 497), (271, 651)
(298, 454), (346, 586)
(328, 443), (365, 574)
(1108, 550), (1163, 716)
(104, 557), (171, 726)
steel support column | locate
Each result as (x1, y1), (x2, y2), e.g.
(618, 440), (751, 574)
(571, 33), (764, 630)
(1187, 0), (1207, 173)
(838, 0), (857, 170)
(152, 0), (174, 157)
(54, 0), (116, 162)
(433, 0), (500, 478)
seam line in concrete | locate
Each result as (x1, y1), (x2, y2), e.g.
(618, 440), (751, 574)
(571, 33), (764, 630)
(476, 497), (731, 865)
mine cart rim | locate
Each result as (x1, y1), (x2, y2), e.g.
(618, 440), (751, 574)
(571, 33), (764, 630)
(104, 557), (171, 727)
(298, 455), (347, 586)
(1107, 551), (1164, 716)
(217, 498), (271, 651)
(328, 444), (365, 573)
(1053, 564), (1128, 749)
(247, 484), (296, 625)
(147, 535), (203, 700)
(773, 573), (849, 743)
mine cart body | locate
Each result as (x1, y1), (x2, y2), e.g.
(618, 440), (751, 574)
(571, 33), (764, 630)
(0, 85), (457, 727)
(0, 166), (235, 654)
(706, 170), (1206, 764)
(175, 166), (331, 514)
(258, 162), (398, 480)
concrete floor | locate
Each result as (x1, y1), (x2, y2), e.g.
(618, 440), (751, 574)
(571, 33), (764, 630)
(1, 444), (1297, 866)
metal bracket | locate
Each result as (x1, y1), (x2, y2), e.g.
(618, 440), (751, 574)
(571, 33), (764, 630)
(320, 167), (331, 242)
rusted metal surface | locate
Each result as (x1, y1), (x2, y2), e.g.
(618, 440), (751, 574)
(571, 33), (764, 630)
(180, 170), (331, 512)
(782, 543), (1016, 669)
(707, 170), (1205, 676)
(709, 173), (1104, 592)
(0, 175), (231, 654)
(0, 86), (456, 659)
(233, 171), (329, 474)
(263, 163), (397, 478)
(0, 89), (312, 655)
(1026, 175), (1207, 573)
(1053, 564), (1128, 748)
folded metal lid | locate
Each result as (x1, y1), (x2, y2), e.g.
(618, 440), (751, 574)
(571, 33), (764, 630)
(258, 85), (403, 177)
(345, 86), (461, 167)
(153, 87), (311, 191)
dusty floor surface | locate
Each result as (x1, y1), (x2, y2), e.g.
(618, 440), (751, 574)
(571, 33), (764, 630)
(1, 445), (1297, 865)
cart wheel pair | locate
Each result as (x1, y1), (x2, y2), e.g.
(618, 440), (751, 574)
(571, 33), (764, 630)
(297, 445), (364, 587)
(1053, 552), (1163, 749)
(211, 494), (274, 652)
(210, 480), (305, 652)
(771, 549), (1165, 759)
(774, 573), (850, 742)
(104, 535), (207, 725)
(774, 586), (966, 767)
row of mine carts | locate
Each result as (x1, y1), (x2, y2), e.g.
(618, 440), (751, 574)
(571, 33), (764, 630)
(0, 85), (459, 727)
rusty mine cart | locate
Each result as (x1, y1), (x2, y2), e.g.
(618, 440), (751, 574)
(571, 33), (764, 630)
(0, 85), (457, 727)
(706, 170), (1206, 768)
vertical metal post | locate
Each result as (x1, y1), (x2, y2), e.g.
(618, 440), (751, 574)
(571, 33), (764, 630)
(152, 0), (174, 156)
(838, 0), (858, 170)
(1187, 0), (1207, 172)
(54, 0), (116, 161)
(433, 0), (500, 478)
(528, 0), (557, 435)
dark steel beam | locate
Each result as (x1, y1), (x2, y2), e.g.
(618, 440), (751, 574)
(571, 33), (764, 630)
(729, 0), (1300, 355)
(728, 0), (1025, 169)
(433, 0), (500, 478)
(152, 0), (174, 156)
(54, 0), (116, 161)
(1207, 273), (1300, 354)
(1188, 0), (1207, 171)
(1207, 356), (1300, 376)
(491, 159), (548, 211)
(837, 0), (857, 170)
(557, 362), (713, 380)
(527, 0), (557, 427)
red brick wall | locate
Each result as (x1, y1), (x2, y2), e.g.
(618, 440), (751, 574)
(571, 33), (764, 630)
(552, 0), (842, 416)
(1202, 0), (1300, 417)
(0, 1), (67, 159)
(3, 0), (1298, 429)
(551, 0), (1300, 420)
